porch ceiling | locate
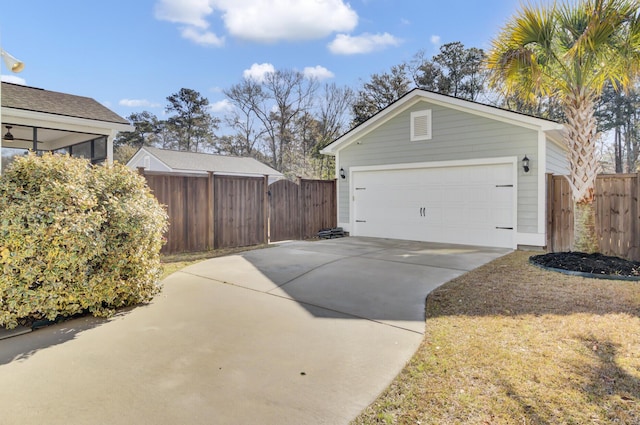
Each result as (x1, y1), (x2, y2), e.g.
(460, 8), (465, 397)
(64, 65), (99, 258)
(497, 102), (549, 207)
(1, 123), (101, 151)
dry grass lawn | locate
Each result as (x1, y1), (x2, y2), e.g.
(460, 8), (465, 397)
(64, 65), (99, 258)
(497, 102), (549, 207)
(352, 251), (640, 425)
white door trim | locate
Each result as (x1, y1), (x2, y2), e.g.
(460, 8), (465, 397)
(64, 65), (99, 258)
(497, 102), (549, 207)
(349, 156), (518, 174)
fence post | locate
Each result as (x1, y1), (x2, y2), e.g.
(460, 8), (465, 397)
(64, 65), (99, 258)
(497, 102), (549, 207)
(634, 173), (640, 260)
(297, 177), (304, 240)
(263, 175), (269, 245)
(207, 171), (215, 250)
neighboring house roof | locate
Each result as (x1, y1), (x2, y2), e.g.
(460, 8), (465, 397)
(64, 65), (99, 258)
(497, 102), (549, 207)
(134, 146), (284, 177)
(1, 82), (129, 125)
(321, 88), (565, 155)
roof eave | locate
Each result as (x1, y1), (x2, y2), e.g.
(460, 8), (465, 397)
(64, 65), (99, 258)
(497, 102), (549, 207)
(4, 107), (134, 134)
(545, 128), (567, 150)
(141, 147), (283, 176)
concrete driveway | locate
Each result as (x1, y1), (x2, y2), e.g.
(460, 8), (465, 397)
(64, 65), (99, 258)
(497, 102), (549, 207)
(0, 237), (508, 425)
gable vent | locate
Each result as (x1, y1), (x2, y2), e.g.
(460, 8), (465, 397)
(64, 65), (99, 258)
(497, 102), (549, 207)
(411, 110), (432, 141)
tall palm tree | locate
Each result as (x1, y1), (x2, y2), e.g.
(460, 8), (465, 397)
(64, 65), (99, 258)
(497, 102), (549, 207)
(487, 0), (640, 252)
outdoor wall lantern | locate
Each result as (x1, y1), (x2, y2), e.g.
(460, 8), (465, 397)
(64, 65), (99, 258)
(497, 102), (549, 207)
(339, 167), (346, 179)
(3, 125), (14, 140)
(522, 155), (530, 173)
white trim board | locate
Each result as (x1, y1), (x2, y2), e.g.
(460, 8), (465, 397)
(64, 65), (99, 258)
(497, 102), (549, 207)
(348, 156), (518, 174)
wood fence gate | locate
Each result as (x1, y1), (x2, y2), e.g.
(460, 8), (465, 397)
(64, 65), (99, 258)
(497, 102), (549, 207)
(269, 178), (337, 242)
(215, 175), (268, 249)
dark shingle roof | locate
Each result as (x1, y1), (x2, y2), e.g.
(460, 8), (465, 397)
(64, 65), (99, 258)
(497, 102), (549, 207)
(144, 146), (283, 177)
(1, 82), (129, 125)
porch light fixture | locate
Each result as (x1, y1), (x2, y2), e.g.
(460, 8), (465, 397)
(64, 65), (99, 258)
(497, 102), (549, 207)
(3, 125), (13, 140)
(522, 155), (530, 173)
(1, 49), (24, 73)
(339, 167), (346, 179)
(0, 45), (25, 174)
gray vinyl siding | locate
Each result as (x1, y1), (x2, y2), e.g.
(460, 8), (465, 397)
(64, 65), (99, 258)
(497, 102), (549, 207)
(338, 100), (540, 234)
(546, 139), (570, 175)
(147, 155), (171, 172)
(128, 151), (171, 172)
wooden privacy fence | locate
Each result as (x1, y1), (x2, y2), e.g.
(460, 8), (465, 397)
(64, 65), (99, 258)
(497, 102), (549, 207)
(139, 170), (336, 254)
(547, 173), (640, 261)
(269, 178), (337, 242)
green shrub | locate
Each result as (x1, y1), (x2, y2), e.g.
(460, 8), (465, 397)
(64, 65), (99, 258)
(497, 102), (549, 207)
(0, 153), (168, 329)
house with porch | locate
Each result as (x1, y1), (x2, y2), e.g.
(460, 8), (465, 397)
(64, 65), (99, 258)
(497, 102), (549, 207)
(0, 82), (132, 170)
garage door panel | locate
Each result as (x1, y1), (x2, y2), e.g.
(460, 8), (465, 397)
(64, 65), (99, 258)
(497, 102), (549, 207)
(492, 208), (512, 225)
(353, 163), (515, 248)
(467, 207), (491, 224)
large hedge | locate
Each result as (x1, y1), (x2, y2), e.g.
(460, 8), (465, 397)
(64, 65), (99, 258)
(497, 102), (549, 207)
(0, 153), (168, 329)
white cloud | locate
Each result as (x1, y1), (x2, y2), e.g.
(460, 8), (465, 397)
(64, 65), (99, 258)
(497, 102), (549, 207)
(243, 62), (275, 82)
(220, 0), (358, 42)
(154, 0), (213, 28)
(303, 65), (334, 81)
(1, 75), (26, 85)
(119, 99), (162, 108)
(155, 0), (224, 46)
(328, 32), (401, 55)
(154, 0), (358, 44)
(430, 35), (441, 46)
(210, 99), (234, 113)
(181, 27), (225, 46)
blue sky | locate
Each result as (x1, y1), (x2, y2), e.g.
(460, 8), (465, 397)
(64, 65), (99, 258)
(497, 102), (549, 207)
(0, 0), (524, 122)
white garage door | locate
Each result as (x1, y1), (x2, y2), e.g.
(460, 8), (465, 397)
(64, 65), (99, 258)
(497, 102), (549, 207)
(352, 163), (515, 248)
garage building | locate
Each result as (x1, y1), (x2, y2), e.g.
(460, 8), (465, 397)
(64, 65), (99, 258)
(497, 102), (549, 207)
(321, 89), (568, 249)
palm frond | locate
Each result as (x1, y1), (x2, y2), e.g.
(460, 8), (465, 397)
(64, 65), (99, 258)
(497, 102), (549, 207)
(488, 0), (640, 105)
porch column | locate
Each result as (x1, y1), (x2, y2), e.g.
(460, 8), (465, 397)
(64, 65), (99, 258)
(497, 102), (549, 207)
(107, 129), (116, 164)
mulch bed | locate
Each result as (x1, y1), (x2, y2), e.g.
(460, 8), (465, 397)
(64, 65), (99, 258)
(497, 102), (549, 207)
(530, 251), (640, 278)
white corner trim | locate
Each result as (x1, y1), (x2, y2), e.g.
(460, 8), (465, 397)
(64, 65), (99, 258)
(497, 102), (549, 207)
(516, 232), (545, 247)
(335, 151), (342, 228)
(538, 132), (547, 235)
